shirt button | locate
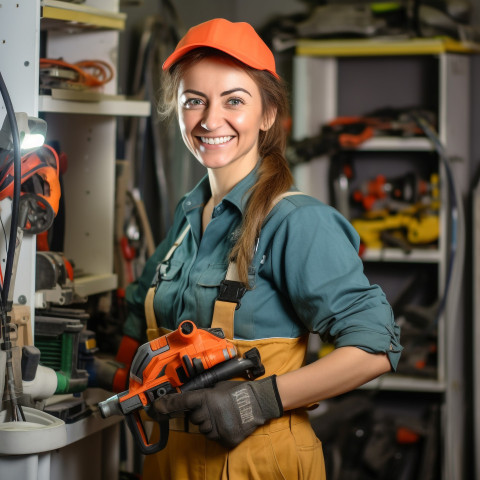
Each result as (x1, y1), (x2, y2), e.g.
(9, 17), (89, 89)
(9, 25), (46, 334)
(186, 201), (192, 206)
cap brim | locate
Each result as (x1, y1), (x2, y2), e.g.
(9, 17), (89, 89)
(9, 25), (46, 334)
(162, 44), (279, 79)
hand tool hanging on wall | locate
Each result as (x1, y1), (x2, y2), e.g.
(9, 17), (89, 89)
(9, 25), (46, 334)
(122, 0), (183, 243)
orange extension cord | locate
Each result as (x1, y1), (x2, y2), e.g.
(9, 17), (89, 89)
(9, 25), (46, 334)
(40, 58), (114, 88)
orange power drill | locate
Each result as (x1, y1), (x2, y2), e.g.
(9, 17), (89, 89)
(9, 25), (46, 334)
(98, 320), (264, 454)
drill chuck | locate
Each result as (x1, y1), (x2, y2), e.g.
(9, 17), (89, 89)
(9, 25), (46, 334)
(98, 394), (122, 418)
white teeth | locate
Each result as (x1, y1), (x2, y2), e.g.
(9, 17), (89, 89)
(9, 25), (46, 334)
(200, 136), (232, 145)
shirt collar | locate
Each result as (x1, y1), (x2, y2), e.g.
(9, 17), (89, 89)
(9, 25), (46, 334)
(183, 165), (259, 216)
(183, 174), (210, 214)
(223, 166), (258, 215)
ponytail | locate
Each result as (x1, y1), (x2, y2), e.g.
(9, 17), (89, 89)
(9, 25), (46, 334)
(229, 69), (293, 286)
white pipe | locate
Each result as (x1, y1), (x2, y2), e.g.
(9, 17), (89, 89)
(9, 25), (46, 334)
(22, 365), (57, 400)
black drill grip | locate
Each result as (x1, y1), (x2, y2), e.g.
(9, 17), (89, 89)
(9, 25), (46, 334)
(180, 347), (265, 392)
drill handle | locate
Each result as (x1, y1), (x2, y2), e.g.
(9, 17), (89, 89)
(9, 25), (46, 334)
(125, 410), (170, 455)
(180, 347), (265, 392)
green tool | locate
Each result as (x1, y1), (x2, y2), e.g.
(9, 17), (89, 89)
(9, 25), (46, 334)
(34, 316), (88, 394)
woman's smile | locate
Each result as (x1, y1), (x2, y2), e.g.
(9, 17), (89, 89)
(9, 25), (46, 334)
(199, 135), (234, 145)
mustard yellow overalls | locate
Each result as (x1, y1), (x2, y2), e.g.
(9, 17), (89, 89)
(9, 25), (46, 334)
(142, 196), (327, 479)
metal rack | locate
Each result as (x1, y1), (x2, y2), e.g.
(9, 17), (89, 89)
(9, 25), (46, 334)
(292, 38), (471, 479)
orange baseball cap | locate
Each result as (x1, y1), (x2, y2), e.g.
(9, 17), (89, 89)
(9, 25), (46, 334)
(162, 18), (279, 79)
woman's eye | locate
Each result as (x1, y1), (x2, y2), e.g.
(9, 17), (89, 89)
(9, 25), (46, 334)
(227, 97), (244, 106)
(184, 98), (204, 108)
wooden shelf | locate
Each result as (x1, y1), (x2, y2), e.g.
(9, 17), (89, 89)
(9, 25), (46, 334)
(39, 95), (151, 116)
(360, 247), (442, 263)
(41, 0), (126, 31)
(296, 37), (480, 57)
(360, 374), (445, 393)
(74, 273), (118, 299)
(356, 136), (434, 151)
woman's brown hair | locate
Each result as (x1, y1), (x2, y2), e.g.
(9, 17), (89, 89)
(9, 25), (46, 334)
(161, 48), (293, 286)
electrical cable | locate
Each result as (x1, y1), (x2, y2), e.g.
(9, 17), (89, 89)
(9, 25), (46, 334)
(413, 111), (466, 480)
(0, 70), (25, 421)
(412, 112), (465, 325)
(0, 217), (7, 287)
(0, 71), (21, 306)
(40, 58), (114, 89)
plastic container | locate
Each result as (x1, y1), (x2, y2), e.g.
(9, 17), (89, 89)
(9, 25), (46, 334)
(0, 406), (67, 480)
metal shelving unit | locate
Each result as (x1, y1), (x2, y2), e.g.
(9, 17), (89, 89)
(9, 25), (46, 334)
(1, 0), (150, 319)
(39, 0), (150, 299)
(292, 38), (471, 480)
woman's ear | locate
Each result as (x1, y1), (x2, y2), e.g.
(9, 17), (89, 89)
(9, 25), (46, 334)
(260, 107), (277, 131)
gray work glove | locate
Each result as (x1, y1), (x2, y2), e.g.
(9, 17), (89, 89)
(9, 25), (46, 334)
(152, 376), (284, 448)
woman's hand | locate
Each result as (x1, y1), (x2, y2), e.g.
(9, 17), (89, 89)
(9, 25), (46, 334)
(152, 376), (283, 448)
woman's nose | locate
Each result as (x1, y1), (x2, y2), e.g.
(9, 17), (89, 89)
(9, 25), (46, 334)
(200, 104), (223, 131)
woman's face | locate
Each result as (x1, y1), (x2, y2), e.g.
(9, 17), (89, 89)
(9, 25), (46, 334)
(177, 57), (270, 175)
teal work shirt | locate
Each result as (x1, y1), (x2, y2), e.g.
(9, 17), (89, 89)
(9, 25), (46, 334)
(124, 168), (402, 369)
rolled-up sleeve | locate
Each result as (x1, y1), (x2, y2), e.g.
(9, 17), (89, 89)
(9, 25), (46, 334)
(270, 202), (403, 370)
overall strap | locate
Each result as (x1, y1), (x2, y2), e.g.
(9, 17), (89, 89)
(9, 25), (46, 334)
(145, 224), (191, 340)
(211, 191), (304, 339)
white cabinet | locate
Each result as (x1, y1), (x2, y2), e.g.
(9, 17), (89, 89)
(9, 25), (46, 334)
(292, 38), (471, 480)
(0, 1), (150, 309)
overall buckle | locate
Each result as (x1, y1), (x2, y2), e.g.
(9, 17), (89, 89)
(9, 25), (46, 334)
(217, 280), (246, 310)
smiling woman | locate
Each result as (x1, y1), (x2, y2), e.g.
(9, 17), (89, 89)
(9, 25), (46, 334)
(123, 18), (402, 480)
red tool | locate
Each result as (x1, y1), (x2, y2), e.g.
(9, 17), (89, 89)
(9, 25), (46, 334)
(352, 172), (430, 211)
(0, 144), (61, 233)
(98, 320), (265, 454)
